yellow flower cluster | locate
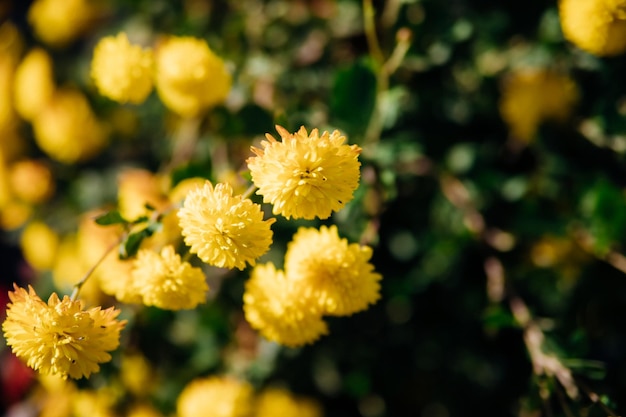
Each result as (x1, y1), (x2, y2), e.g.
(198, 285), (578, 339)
(89, 33), (232, 115)
(155, 36), (232, 117)
(32, 88), (108, 164)
(559, 0), (626, 56)
(131, 245), (209, 310)
(177, 376), (254, 417)
(254, 387), (323, 417)
(244, 225), (381, 347)
(91, 33), (154, 104)
(176, 377), (323, 417)
(178, 181), (275, 270)
(2, 285), (126, 379)
(499, 68), (578, 142)
(248, 126), (362, 220)
(28, 0), (98, 48)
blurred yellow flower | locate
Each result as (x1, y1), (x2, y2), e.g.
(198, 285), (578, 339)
(243, 263), (328, 347)
(120, 353), (157, 397)
(499, 69), (578, 142)
(13, 48), (55, 121)
(127, 404), (164, 417)
(155, 36), (232, 117)
(177, 376), (253, 417)
(28, 0), (97, 48)
(96, 253), (142, 304)
(9, 159), (55, 204)
(72, 388), (119, 417)
(20, 220), (59, 270)
(178, 181), (275, 270)
(117, 168), (169, 222)
(0, 200), (32, 230)
(284, 225), (382, 316)
(91, 32), (154, 104)
(559, 0), (626, 56)
(254, 387), (323, 417)
(52, 234), (108, 307)
(132, 245), (209, 310)
(247, 126), (361, 220)
(32, 88), (108, 164)
(2, 285), (126, 379)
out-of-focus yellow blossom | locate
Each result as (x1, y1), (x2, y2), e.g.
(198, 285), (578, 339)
(0, 200), (33, 230)
(32, 88), (108, 164)
(120, 352), (157, 397)
(118, 168), (169, 221)
(155, 36), (232, 117)
(499, 69), (578, 142)
(559, 0), (626, 56)
(27, 0), (97, 48)
(0, 150), (12, 209)
(14, 48), (56, 121)
(96, 253), (142, 304)
(20, 221), (59, 270)
(285, 225), (382, 316)
(37, 375), (77, 417)
(243, 263), (328, 347)
(91, 33), (154, 104)
(169, 177), (207, 204)
(127, 404), (165, 417)
(9, 159), (55, 204)
(0, 50), (18, 133)
(2, 284), (126, 379)
(248, 126), (361, 220)
(132, 245), (209, 310)
(178, 181), (275, 270)
(177, 376), (254, 417)
(52, 234), (108, 307)
(72, 388), (119, 417)
(254, 387), (323, 417)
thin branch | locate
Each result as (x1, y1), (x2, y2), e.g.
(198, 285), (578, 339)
(70, 236), (124, 301)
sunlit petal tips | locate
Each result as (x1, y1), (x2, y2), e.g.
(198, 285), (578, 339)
(177, 181), (275, 270)
(2, 285), (125, 379)
(247, 125), (361, 220)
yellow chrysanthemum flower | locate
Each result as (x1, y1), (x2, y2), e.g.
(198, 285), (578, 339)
(155, 36), (232, 117)
(243, 263), (328, 347)
(559, 0), (626, 56)
(178, 181), (275, 270)
(132, 245), (208, 310)
(254, 387), (323, 417)
(13, 47), (56, 121)
(32, 88), (107, 164)
(2, 285), (126, 379)
(284, 225), (382, 316)
(20, 220), (59, 270)
(9, 159), (55, 204)
(247, 125), (361, 220)
(499, 69), (578, 142)
(27, 0), (97, 48)
(177, 376), (253, 417)
(91, 33), (154, 104)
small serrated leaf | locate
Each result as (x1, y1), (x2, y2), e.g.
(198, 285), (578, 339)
(120, 228), (153, 259)
(94, 211), (126, 226)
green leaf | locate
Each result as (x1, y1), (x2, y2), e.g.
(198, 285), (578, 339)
(94, 211), (127, 226)
(119, 228), (154, 259)
(330, 60), (377, 136)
